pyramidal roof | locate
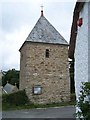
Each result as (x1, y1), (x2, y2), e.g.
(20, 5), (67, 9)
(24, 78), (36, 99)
(26, 11), (68, 45)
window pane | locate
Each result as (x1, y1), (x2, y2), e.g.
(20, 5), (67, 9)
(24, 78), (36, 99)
(33, 86), (42, 95)
(46, 49), (49, 58)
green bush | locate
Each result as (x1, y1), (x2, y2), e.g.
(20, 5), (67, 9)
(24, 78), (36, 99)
(2, 90), (29, 106)
(76, 82), (90, 120)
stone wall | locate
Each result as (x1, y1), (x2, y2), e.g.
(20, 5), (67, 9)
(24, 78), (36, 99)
(20, 42), (70, 104)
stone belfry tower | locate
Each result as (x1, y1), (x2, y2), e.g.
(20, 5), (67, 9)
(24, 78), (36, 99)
(19, 9), (70, 104)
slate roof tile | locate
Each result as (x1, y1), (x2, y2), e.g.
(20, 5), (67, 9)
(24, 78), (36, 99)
(26, 16), (68, 45)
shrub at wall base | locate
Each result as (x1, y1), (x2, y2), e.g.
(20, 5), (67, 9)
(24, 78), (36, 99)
(2, 90), (29, 106)
(76, 82), (90, 120)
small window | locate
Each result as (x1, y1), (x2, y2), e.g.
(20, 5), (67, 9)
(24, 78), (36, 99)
(33, 85), (42, 95)
(45, 49), (49, 58)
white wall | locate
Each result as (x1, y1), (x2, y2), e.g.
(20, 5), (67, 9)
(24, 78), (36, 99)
(88, 2), (90, 82)
(75, 2), (89, 99)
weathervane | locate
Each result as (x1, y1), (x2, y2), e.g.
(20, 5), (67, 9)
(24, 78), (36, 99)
(41, 4), (44, 16)
(41, 4), (44, 11)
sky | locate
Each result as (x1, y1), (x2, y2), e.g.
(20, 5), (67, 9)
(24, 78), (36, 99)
(0, 0), (76, 71)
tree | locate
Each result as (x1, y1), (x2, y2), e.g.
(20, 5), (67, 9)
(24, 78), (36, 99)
(2, 69), (19, 88)
(76, 82), (90, 120)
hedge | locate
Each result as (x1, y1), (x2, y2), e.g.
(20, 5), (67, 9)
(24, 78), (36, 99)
(2, 90), (29, 106)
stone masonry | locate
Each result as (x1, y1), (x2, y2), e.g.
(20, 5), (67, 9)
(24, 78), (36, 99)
(20, 42), (70, 104)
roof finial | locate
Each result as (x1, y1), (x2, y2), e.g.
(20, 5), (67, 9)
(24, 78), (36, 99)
(41, 5), (44, 16)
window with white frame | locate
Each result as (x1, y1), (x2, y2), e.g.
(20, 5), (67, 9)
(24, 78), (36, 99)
(32, 85), (42, 95)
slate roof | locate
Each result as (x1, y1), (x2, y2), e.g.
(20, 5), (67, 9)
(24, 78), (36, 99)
(26, 14), (68, 45)
(3, 83), (17, 94)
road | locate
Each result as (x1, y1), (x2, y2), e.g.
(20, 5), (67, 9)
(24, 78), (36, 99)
(1, 106), (76, 119)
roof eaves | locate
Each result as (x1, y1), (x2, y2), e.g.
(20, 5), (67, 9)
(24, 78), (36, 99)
(68, 1), (85, 59)
(19, 41), (27, 52)
(20, 40), (69, 48)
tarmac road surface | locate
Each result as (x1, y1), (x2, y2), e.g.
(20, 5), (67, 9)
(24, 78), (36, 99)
(1, 106), (76, 119)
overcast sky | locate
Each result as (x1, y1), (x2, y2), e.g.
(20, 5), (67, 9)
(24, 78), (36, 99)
(0, 0), (76, 71)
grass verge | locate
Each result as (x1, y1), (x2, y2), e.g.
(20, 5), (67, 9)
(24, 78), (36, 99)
(2, 101), (76, 111)
(2, 92), (76, 111)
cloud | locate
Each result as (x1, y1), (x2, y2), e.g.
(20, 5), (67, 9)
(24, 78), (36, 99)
(1, 25), (32, 70)
(1, 0), (76, 3)
(2, 2), (39, 33)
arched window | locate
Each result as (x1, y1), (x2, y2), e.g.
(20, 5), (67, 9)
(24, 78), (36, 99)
(45, 49), (49, 58)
